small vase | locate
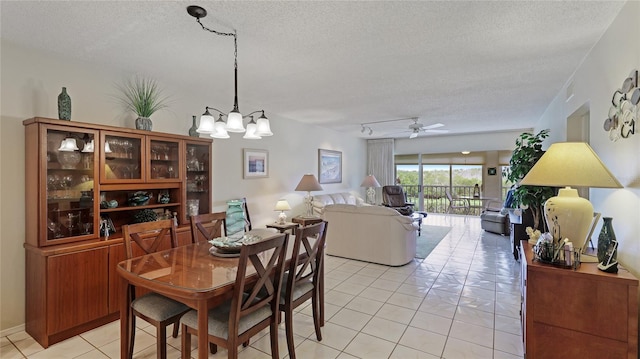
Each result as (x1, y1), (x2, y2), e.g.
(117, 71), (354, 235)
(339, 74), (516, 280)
(135, 117), (152, 131)
(188, 115), (199, 137)
(226, 199), (246, 240)
(597, 217), (617, 263)
(58, 87), (71, 120)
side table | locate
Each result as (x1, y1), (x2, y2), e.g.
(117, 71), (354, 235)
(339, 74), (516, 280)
(265, 222), (298, 233)
(292, 216), (323, 227)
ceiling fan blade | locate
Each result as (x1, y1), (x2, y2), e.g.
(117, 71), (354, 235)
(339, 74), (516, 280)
(409, 132), (418, 139)
(423, 123), (445, 130)
(423, 129), (449, 133)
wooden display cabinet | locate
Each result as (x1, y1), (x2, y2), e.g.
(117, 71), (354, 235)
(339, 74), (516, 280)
(519, 241), (638, 358)
(23, 117), (212, 347)
(183, 141), (211, 224)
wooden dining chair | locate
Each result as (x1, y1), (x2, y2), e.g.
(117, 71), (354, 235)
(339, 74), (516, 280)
(190, 211), (226, 243)
(180, 233), (289, 359)
(280, 221), (328, 359)
(122, 219), (190, 359)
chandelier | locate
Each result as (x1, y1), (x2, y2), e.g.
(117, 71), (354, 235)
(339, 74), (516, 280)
(187, 5), (273, 139)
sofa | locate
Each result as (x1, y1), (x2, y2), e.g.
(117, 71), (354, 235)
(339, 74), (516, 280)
(314, 192), (418, 266)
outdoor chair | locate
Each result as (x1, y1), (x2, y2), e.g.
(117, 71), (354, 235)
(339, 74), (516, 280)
(445, 188), (470, 215)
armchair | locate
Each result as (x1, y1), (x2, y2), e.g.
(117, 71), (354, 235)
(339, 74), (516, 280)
(382, 185), (414, 216)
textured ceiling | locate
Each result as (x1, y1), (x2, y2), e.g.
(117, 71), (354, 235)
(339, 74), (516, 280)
(0, 1), (625, 139)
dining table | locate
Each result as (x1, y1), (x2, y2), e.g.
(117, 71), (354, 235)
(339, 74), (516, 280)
(116, 228), (323, 359)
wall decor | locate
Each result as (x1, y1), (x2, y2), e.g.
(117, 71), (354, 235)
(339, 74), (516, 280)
(605, 69), (638, 141)
(318, 149), (342, 184)
(243, 149), (268, 179)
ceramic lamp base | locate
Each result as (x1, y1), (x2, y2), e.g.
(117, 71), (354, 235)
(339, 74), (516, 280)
(543, 187), (593, 245)
(277, 211), (287, 225)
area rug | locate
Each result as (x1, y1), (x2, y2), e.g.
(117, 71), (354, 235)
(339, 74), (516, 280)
(415, 225), (452, 259)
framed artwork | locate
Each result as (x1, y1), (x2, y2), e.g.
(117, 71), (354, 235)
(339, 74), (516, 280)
(487, 167), (497, 176)
(243, 149), (269, 179)
(318, 149), (342, 184)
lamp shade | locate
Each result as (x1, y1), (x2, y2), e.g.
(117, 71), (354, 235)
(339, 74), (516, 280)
(274, 199), (291, 211)
(295, 174), (323, 192)
(520, 142), (622, 188)
(255, 112), (273, 136)
(243, 117), (262, 139)
(225, 111), (245, 132)
(360, 175), (381, 188)
(520, 142), (622, 256)
(196, 110), (216, 134)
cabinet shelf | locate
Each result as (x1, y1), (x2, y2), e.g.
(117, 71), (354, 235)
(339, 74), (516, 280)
(100, 202), (180, 213)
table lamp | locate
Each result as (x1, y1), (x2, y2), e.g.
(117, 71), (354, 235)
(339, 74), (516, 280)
(295, 174), (323, 218)
(360, 174), (381, 205)
(520, 142), (622, 262)
(274, 199), (291, 224)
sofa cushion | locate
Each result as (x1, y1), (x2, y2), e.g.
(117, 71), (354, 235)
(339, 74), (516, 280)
(312, 192), (362, 216)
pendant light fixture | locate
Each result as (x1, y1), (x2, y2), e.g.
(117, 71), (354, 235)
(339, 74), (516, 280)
(187, 5), (273, 139)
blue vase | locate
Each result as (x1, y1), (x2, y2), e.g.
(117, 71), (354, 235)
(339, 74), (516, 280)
(226, 200), (246, 240)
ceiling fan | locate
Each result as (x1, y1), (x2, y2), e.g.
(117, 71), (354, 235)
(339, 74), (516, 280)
(407, 118), (448, 138)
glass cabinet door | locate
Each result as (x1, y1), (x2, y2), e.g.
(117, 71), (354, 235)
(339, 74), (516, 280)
(44, 126), (99, 245)
(184, 142), (210, 223)
(100, 131), (145, 183)
(147, 137), (181, 182)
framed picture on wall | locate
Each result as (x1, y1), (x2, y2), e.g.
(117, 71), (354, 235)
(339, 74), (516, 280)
(318, 149), (342, 184)
(243, 149), (269, 179)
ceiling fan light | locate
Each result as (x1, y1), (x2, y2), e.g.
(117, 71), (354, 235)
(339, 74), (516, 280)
(409, 131), (418, 139)
(82, 139), (95, 153)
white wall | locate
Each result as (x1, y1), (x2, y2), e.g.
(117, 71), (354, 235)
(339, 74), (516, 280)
(535, 1), (640, 277)
(0, 39), (366, 331)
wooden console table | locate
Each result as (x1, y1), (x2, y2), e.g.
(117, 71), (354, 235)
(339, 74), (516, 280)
(519, 241), (638, 359)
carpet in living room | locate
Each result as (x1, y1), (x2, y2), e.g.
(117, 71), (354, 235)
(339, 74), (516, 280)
(415, 225), (452, 259)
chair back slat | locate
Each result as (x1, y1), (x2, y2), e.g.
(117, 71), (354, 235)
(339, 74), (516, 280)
(122, 219), (178, 259)
(229, 233), (288, 333)
(190, 212), (226, 243)
(286, 222), (327, 298)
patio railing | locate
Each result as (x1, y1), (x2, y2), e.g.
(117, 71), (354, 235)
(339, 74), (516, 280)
(401, 185), (510, 216)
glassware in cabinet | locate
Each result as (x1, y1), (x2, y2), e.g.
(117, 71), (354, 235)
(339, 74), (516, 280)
(43, 126), (99, 245)
(100, 131), (145, 183)
(184, 142), (210, 223)
(147, 137), (181, 181)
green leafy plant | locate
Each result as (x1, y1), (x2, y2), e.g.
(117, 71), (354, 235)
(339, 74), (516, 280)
(504, 129), (556, 231)
(116, 76), (169, 118)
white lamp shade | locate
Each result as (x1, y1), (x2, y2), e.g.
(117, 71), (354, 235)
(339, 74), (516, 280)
(58, 138), (79, 152)
(274, 199), (291, 211)
(255, 116), (273, 136)
(210, 128), (230, 139)
(82, 139), (95, 153)
(243, 121), (262, 139)
(360, 175), (381, 188)
(225, 111), (245, 132)
(295, 174), (323, 192)
(196, 113), (216, 134)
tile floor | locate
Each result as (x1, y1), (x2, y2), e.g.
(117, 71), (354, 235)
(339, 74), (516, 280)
(1, 215), (524, 359)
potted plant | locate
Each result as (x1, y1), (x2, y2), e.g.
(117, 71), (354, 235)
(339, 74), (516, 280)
(504, 129), (556, 232)
(116, 76), (169, 131)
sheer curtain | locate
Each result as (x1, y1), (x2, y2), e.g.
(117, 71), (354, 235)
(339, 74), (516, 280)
(367, 139), (395, 192)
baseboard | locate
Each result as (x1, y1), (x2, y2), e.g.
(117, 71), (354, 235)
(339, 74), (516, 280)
(0, 323), (25, 337)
